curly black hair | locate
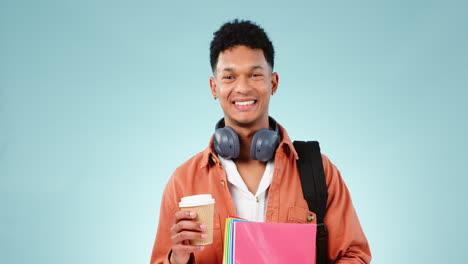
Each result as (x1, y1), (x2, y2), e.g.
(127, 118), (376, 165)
(210, 19), (275, 72)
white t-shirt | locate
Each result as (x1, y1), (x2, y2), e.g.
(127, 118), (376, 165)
(218, 156), (274, 222)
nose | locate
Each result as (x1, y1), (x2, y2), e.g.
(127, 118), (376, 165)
(234, 75), (252, 94)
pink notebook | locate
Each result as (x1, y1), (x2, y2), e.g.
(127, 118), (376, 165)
(233, 222), (317, 264)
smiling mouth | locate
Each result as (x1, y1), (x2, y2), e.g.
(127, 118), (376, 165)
(233, 100), (256, 106)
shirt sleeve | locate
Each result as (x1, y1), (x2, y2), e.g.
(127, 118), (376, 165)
(150, 171), (179, 264)
(322, 154), (372, 263)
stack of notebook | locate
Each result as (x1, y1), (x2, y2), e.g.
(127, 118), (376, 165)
(222, 217), (317, 264)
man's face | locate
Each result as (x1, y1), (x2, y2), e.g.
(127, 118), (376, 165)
(210, 45), (278, 129)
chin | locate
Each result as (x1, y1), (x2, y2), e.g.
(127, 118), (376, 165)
(227, 114), (263, 127)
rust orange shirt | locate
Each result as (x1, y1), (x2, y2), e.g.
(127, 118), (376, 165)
(151, 124), (371, 263)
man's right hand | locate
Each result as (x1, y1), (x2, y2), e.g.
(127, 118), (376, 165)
(169, 210), (207, 264)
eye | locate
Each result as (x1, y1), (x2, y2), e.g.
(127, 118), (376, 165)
(251, 73), (263, 78)
(223, 75), (234, 80)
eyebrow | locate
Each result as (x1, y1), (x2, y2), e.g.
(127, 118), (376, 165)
(251, 65), (264, 71)
(221, 67), (234, 72)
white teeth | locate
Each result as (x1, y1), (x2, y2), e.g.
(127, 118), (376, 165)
(234, 100), (255, 106)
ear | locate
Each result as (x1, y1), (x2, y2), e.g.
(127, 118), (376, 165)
(210, 77), (217, 98)
(271, 72), (279, 95)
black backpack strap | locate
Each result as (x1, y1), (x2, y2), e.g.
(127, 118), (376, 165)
(293, 141), (329, 264)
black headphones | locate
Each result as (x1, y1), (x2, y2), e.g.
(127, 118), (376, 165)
(213, 116), (280, 162)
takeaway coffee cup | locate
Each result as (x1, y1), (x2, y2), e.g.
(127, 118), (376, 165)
(179, 194), (215, 245)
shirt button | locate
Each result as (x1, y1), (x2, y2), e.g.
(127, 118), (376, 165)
(307, 214), (314, 222)
(256, 196), (259, 203)
(221, 180), (225, 187)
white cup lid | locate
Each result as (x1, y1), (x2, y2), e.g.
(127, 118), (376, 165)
(179, 194), (215, 207)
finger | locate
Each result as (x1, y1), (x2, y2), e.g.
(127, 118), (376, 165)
(171, 220), (206, 235)
(174, 210), (197, 223)
(172, 244), (205, 255)
(172, 230), (208, 245)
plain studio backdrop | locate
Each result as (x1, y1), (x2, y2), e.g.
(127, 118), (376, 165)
(1, 0), (467, 263)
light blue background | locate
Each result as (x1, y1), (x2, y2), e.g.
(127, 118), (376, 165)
(1, 0), (467, 263)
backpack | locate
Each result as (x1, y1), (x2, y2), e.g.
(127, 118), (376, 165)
(293, 141), (329, 264)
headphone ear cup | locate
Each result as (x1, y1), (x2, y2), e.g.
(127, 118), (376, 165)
(250, 128), (280, 162)
(213, 126), (240, 159)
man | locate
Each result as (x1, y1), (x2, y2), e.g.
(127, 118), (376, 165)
(151, 19), (371, 264)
